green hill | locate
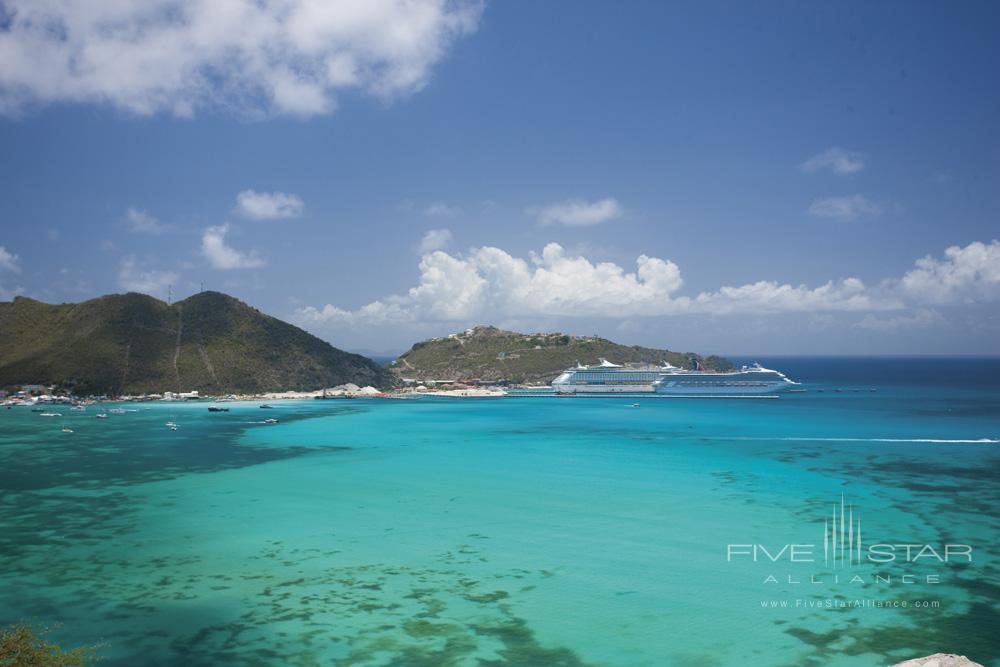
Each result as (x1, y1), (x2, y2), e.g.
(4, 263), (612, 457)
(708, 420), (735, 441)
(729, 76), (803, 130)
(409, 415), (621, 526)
(0, 291), (393, 395)
(391, 326), (733, 384)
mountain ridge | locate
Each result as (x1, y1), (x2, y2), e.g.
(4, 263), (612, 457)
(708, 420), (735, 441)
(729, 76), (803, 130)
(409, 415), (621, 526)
(0, 291), (393, 394)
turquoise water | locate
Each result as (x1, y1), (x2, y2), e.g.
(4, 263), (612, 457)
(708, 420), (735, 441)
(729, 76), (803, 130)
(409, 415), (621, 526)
(1, 358), (998, 666)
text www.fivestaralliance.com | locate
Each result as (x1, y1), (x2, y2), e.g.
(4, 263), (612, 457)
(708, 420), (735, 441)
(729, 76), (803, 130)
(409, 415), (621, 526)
(760, 599), (940, 609)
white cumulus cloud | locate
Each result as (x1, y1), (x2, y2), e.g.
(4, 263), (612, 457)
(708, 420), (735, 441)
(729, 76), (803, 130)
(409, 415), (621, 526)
(808, 194), (881, 221)
(898, 240), (1000, 304)
(800, 147), (865, 175)
(201, 224), (266, 269)
(0, 245), (21, 273)
(532, 198), (624, 227)
(118, 256), (179, 296)
(417, 228), (453, 254)
(235, 190), (305, 220)
(0, 0), (484, 118)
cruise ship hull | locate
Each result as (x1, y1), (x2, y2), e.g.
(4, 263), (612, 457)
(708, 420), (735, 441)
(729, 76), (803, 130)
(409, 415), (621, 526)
(653, 381), (789, 395)
(554, 384), (657, 393)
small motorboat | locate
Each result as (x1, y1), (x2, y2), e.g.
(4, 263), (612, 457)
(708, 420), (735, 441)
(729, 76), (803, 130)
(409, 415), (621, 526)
(165, 421), (178, 428)
(259, 404), (274, 409)
(263, 418), (278, 424)
(40, 412), (61, 417)
(61, 427), (74, 433)
(95, 413), (108, 419)
(70, 405), (86, 411)
(108, 408), (127, 414)
(207, 406), (229, 412)
(630, 403), (640, 408)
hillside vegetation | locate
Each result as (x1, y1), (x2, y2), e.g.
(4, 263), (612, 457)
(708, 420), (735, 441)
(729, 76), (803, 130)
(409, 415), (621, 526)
(391, 326), (733, 383)
(0, 291), (392, 394)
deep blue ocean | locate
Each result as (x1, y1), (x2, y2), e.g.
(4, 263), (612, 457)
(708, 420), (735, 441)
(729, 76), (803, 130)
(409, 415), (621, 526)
(1, 357), (997, 666)
(733, 355), (1000, 389)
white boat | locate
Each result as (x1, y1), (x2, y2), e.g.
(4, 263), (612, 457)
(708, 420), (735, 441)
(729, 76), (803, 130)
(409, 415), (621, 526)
(263, 418), (278, 424)
(70, 405), (85, 411)
(108, 408), (127, 414)
(39, 412), (61, 417)
(61, 427), (74, 433)
(95, 413), (108, 419)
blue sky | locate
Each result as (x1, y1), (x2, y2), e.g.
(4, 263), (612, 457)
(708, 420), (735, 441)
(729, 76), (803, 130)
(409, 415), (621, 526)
(1, 1), (998, 356)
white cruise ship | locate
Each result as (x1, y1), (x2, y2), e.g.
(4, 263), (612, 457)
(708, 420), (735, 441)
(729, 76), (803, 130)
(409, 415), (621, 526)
(551, 359), (797, 395)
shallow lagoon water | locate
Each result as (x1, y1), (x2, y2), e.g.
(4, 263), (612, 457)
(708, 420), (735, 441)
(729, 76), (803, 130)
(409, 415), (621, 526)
(1, 358), (998, 666)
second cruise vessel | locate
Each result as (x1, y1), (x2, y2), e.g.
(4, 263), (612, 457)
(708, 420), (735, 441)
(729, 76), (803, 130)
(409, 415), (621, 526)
(551, 359), (797, 395)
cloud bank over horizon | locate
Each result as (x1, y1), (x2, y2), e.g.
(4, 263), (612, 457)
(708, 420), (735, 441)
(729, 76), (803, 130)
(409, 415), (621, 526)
(292, 239), (1000, 339)
(3, 233), (997, 353)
